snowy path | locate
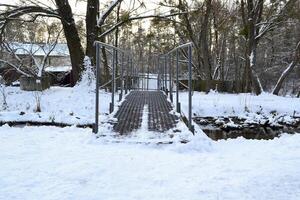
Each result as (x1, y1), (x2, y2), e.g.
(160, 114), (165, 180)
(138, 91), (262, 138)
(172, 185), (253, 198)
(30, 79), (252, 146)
(113, 91), (178, 134)
(0, 126), (300, 200)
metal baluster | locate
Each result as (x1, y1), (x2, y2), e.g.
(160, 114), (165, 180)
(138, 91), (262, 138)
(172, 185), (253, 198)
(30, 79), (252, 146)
(130, 58), (133, 90)
(176, 49), (180, 113)
(157, 56), (160, 90)
(110, 49), (116, 113)
(119, 52), (124, 101)
(188, 45), (194, 133)
(93, 43), (100, 133)
(164, 55), (168, 95)
(169, 55), (173, 102)
(125, 55), (129, 94)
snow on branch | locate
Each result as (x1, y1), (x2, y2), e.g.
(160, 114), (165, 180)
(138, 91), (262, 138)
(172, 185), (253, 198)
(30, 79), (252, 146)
(272, 41), (300, 95)
(97, 0), (124, 27)
(0, 27), (63, 78)
(255, 0), (297, 41)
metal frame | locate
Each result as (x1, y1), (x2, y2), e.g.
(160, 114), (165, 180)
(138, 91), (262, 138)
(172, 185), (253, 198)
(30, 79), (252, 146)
(93, 41), (194, 134)
(161, 42), (194, 133)
(93, 41), (134, 134)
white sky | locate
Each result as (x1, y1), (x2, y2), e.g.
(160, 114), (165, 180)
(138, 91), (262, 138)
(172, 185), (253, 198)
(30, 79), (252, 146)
(1, 0), (161, 15)
(1, 0), (162, 31)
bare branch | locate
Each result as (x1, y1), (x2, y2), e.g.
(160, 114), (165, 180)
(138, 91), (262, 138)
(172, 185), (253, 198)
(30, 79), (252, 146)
(0, 59), (32, 77)
(99, 12), (187, 39)
(39, 28), (63, 77)
(97, 0), (124, 27)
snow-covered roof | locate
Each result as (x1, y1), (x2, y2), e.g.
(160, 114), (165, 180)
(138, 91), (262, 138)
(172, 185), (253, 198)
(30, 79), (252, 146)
(45, 65), (72, 72)
(8, 42), (69, 57)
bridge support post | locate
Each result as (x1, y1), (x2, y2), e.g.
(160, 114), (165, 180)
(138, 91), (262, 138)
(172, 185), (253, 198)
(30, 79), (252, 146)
(93, 43), (100, 134)
(169, 55), (173, 103)
(160, 56), (163, 91)
(119, 52), (124, 101)
(125, 55), (129, 94)
(130, 58), (133, 90)
(157, 56), (160, 90)
(164, 55), (168, 96)
(176, 49), (180, 113)
(188, 45), (194, 133)
(147, 56), (149, 91)
(110, 49), (116, 113)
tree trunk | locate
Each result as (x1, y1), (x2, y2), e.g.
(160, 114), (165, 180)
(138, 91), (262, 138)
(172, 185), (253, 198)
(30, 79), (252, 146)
(249, 47), (263, 94)
(243, 0), (263, 94)
(86, 0), (99, 65)
(55, 0), (85, 86)
(114, 3), (121, 76)
(200, 0), (213, 80)
(273, 41), (300, 95)
(98, 30), (110, 88)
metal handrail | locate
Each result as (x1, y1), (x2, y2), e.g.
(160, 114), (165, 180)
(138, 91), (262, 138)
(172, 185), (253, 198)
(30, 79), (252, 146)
(99, 76), (121, 89)
(159, 42), (194, 133)
(93, 41), (137, 133)
(94, 41), (127, 54)
(166, 42), (193, 55)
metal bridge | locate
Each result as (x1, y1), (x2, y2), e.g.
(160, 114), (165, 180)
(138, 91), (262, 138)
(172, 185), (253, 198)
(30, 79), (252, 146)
(93, 41), (194, 136)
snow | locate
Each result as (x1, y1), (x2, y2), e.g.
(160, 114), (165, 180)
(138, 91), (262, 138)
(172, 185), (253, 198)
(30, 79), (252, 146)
(45, 65), (72, 72)
(1, 72), (300, 199)
(0, 83), (119, 126)
(0, 125), (299, 200)
(0, 86), (108, 124)
(8, 42), (69, 57)
(272, 60), (296, 94)
(178, 91), (300, 118)
(249, 51), (254, 67)
(139, 73), (158, 90)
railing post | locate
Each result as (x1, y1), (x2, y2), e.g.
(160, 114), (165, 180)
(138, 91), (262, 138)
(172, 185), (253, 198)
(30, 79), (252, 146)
(137, 67), (140, 90)
(160, 56), (165, 91)
(125, 55), (129, 94)
(176, 49), (180, 113)
(157, 56), (160, 90)
(110, 49), (116, 113)
(130, 58), (133, 90)
(164, 55), (168, 95)
(147, 61), (149, 91)
(188, 44), (194, 133)
(119, 52), (124, 101)
(169, 55), (173, 102)
(93, 43), (100, 133)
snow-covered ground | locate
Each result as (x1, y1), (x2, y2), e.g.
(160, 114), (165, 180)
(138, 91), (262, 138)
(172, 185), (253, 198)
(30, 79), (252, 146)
(177, 91), (300, 126)
(1, 73), (300, 199)
(139, 73), (158, 90)
(0, 85), (119, 125)
(178, 91), (300, 117)
(0, 125), (299, 200)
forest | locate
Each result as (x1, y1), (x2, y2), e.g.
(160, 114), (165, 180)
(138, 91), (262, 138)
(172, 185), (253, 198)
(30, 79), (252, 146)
(0, 0), (299, 95)
(0, 1), (300, 200)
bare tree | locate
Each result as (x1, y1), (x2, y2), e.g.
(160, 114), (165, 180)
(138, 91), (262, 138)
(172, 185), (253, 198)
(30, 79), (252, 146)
(272, 40), (300, 95)
(240, 0), (298, 94)
(0, 75), (7, 110)
(0, 1), (84, 85)
(0, 27), (62, 79)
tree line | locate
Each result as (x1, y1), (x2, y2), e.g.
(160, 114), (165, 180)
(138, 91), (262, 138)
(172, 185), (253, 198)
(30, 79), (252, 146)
(0, 0), (299, 95)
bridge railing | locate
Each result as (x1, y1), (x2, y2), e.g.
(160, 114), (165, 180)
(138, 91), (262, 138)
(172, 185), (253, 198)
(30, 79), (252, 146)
(160, 42), (194, 133)
(93, 41), (137, 133)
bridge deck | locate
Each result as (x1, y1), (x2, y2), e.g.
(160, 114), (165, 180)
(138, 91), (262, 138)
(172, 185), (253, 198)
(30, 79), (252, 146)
(113, 91), (179, 134)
